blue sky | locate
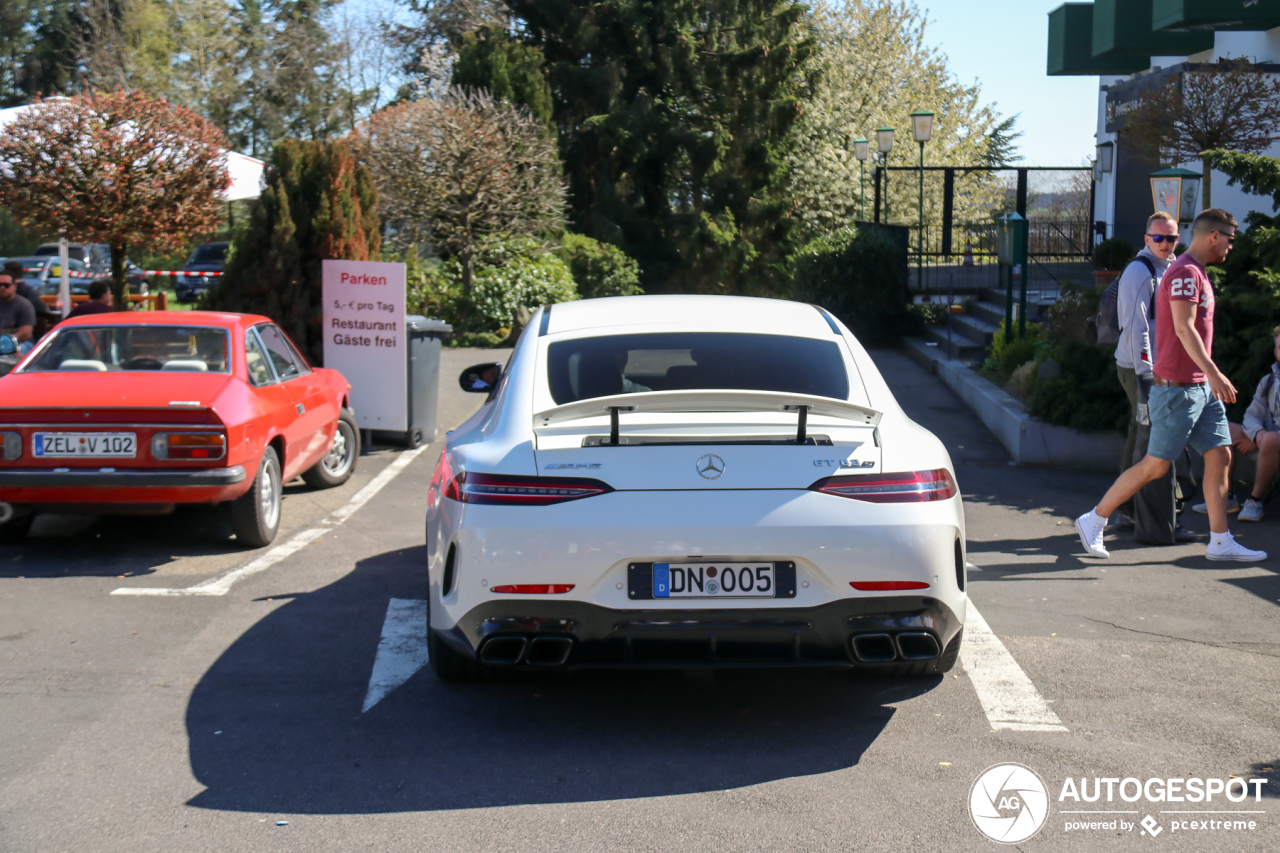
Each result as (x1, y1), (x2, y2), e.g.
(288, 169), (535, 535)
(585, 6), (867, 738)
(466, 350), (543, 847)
(919, 0), (1099, 166)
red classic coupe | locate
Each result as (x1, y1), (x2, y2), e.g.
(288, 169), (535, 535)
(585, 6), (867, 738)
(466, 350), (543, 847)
(0, 312), (359, 546)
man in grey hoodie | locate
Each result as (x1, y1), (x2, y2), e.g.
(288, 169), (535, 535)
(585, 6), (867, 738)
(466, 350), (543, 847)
(1114, 211), (1188, 540)
(1215, 327), (1280, 521)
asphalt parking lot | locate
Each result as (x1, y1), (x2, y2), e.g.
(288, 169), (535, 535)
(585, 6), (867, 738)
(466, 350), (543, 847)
(1, 347), (1277, 852)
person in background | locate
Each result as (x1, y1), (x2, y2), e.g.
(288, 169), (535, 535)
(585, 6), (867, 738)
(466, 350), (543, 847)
(0, 272), (36, 355)
(1198, 326), (1280, 522)
(1074, 208), (1266, 562)
(67, 280), (115, 318)
(3, 259), (53, 338)
(1113, 211), (1192, 542)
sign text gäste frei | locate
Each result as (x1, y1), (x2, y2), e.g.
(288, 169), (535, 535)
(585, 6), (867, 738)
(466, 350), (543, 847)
(322, 259), (407, 430)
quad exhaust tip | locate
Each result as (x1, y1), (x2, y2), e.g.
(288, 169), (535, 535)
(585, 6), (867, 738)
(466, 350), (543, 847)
(479, 635), (575, 666)
(850, 632), (940, 662)
(896, 632), (941, 660)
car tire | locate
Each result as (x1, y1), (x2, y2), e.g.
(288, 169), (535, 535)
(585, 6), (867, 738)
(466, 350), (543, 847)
(230, 446), (282, 548)
(427, 599), (479, 682)
(302, 409), (359, 489)
(0, 514), (34, 544)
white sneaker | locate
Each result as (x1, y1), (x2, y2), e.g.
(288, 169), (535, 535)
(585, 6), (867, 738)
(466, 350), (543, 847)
(1074, 511), (1109, 558)
(1193, 494), (1239, 514)
(1205, 534), (1268, 562)
(1239, 499), (1264, 522)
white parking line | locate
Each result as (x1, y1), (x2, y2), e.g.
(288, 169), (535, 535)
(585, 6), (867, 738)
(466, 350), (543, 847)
(961, 602), (1068, 733)
(363, 598), (430, 712)
(112, 445), (432, 597)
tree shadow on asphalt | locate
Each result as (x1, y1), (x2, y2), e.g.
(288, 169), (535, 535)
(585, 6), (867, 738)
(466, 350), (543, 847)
(185, 545), (938, 814)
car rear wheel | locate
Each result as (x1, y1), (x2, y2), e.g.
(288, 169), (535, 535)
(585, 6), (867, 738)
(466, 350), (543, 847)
(230, 447), (282, 547)
(302, 409), (359, 488)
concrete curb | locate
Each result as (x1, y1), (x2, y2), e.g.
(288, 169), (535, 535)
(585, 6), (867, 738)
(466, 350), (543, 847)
(902, 337), (1124, 472)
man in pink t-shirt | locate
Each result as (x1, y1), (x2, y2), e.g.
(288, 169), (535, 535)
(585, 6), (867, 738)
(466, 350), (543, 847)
(1075, 209), (1266, 563)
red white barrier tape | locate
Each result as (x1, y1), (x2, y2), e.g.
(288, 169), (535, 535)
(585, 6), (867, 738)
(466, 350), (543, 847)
(142, 270), (224, 276)
(23, 267), (223, 278)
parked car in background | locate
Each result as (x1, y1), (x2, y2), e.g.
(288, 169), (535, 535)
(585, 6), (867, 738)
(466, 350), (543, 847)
(0, 312), (359, 546)
(175, 242), (228, 303)
(0, 334), (20, 377)
(2, 256), (150, 319)
(29, 244), (150, 294)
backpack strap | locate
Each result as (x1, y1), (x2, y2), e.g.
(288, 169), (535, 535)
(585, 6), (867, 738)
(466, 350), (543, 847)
(1134, 256), (1158, 319)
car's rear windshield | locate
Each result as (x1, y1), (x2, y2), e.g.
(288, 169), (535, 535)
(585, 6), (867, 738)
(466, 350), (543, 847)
(547, 332), (850, 404)
(189, 244), (227, 264)
(22, 326), (231, 373)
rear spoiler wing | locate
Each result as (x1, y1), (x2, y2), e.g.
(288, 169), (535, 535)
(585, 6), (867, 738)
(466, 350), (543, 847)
(535, 390), (880, 445)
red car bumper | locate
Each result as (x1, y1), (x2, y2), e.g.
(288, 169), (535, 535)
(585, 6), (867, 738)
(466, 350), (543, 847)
(0, 466), (249, 505)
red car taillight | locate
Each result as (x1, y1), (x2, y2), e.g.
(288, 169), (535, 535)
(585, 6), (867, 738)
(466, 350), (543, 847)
(851, 581), (931, 591)
(443, 472), (613, 506)
(489, 584), (575, 594)
(151, 432), (226, 460)
(810, 469), (957, 503)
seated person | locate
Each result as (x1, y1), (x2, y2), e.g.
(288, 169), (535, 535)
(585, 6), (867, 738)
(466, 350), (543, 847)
(1196, 326), (1280, 522)
(0, 272), (35, 355)
(67, 280), (115, 318)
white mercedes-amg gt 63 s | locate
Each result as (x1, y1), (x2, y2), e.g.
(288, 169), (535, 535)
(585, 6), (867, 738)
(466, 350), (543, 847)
(425, 295), (966, 680)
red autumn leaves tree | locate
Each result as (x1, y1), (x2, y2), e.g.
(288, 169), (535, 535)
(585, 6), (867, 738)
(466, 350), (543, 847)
(0, 88), (229, 308)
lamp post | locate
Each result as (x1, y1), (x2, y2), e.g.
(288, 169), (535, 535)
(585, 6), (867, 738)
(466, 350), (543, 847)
(876, 126), (894, 221)
(910, 110), (934, 292)
(853, 137), (870, 221)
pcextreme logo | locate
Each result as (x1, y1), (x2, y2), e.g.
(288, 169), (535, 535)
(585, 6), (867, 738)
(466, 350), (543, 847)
(969, 763), (1050, 844)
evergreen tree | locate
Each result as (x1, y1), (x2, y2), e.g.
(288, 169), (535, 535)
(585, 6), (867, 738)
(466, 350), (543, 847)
(207, 139), (380, 365)
(1, 1), (85, 106)
(452, 26), (553, 125)
(507, 0), (815, 294)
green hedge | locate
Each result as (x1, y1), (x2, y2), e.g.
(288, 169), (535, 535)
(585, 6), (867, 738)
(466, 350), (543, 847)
(793, 225), (910, 346)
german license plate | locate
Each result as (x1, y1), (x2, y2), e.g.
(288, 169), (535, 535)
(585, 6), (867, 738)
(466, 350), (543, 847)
(33, 432), (137, 458)
(653, 562), (776, 598)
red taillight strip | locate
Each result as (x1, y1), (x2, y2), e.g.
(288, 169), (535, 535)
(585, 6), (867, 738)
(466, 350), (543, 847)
(810, 469), (957, 503)
(444, 472), (613, 506)
(851, 581), (931, 591)
(490, 584), (575, 594)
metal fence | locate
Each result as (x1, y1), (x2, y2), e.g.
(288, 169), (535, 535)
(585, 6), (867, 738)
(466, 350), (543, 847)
(871, 166), (1097, 303)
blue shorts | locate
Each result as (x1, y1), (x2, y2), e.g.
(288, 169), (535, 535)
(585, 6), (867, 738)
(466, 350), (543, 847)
(1146, 384), (1231, 461)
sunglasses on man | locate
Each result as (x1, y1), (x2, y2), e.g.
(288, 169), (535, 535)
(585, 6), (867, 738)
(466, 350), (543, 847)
(1214, 229), (1236, 244)
(0, 280), (16, 288)
(1146, 234), (1178, 244)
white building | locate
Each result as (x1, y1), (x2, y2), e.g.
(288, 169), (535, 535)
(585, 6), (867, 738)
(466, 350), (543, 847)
(1049, 2), (1280, 245)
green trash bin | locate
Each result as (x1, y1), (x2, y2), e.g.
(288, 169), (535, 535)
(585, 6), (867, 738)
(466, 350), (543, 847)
(372, 316), (452, 448)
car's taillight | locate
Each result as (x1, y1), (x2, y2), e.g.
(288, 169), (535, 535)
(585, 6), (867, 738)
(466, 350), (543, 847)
(443, 472), (613, 506)
(810, 469), (956, 503)
(851, 581), (931, 591)
(489, 584), (575, 594)
(151, 432), (226, 460)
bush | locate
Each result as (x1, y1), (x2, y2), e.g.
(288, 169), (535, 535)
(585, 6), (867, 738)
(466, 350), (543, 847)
(793, 225), (910, 346)
(1093, 237), (1134, 271)
(1029, 338), (1129, 432)
(903, 302), (948, 335)
(398, 237), (578, 342)
(1043, 281), (1101, 344)
(558, 233), (643, 299)
(990, 320), (1046, 376)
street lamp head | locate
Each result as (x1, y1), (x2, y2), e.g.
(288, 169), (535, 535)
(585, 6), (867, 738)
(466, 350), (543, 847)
(1097, 141), (1114, 174)
(910, 110), (935, 143)
(853, 138), (870, 161)
(876, 127), (894, 154)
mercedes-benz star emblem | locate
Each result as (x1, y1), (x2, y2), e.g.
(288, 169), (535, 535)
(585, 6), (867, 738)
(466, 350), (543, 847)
(696, 454), (725, 479)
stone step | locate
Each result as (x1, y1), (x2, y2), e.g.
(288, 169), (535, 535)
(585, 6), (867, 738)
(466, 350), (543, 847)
(977, 289), (1058, 323)
(923, 323), (986, 361)
(968, 300), (1007, 327)
(947, 312), (1000, 347)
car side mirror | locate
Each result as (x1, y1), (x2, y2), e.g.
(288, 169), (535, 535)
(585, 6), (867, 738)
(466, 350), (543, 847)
(0, 334), (16, 356)
(460, 362), (503, 394)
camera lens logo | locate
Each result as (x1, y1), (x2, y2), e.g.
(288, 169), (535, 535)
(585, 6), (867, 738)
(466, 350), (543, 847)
(969, 763), (1050, 844)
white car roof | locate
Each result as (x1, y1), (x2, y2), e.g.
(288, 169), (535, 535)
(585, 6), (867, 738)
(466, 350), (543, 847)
(546, 295), (836, 338)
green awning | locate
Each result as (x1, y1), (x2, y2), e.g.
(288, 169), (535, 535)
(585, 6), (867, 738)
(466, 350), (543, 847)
(1093, 0), (1213, 58)
(1048, 4), (1149, 76)
(1153, 0), (1280, 32)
